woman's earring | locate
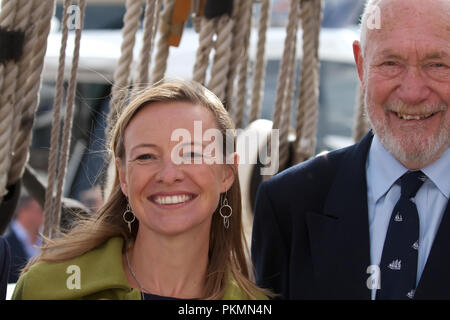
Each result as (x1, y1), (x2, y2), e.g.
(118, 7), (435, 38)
(219, 191), (232, 229)
(123, 203), (136, 232)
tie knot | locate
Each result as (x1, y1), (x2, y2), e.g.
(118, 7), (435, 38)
(400, 171), (426, 198)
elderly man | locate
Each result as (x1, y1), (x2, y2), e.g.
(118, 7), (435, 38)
(252, 0), (449, 299)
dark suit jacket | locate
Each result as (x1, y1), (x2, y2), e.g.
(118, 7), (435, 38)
(251, 132), (450, 299)
(4, 228), (28, 283)
(0, 236), (11, 299)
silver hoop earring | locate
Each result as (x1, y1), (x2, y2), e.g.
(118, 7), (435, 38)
(219, 192), (232, 229)
(123, 203), (136, 233)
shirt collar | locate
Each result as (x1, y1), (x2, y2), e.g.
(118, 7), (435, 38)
(367, 135), (408, 203)
(368, 136), (450, 201)
(422, 148), (450, 199)
(11, 220), (30, 246)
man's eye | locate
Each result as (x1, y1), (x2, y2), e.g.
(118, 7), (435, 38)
(430, 63), (445, 68)
(382, 61), (397, 66)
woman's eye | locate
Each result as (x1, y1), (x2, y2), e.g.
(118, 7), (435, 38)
(183, 152), (202, 158)
(136, 154), (154, 160)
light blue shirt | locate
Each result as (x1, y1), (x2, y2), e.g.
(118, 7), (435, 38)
(10, 220), (41, 259)
(366, 135), (450, 299)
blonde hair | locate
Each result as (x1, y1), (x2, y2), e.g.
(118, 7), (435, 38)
(25, 80), (269, 299)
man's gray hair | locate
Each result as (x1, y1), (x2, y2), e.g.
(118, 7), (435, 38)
(359, 0), (381, 54)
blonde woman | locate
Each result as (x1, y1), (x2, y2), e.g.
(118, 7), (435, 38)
(12, 80), (269, 300)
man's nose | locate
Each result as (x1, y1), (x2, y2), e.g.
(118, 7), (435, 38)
(397, 67), (431, 105)
(155, 157), (184, 184)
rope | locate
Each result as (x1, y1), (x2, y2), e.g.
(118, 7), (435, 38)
(353, 83), (370, 142)
(294, 0), (322, 164)
(50, 0), (87, 238)
(248, 0), (271, 124)
(108, 0), (143, 137)
(7, 0), (39, 185)
(278, 30), (298, 171)
(192, 16), (215, 85)
(0, 0), (20, 201)
(151, 0), (176, 84)
(43, 0), (73, 238)
(224, 0), (251, 113)
(272, 0), (300, 132)
(208, 14), (233, 102)
(270, 0), (300, 172)
(232, 1), (253, 129)
(134, 0), (159, 90)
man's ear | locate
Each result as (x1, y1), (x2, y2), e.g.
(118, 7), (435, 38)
(353, 40), (365, 87)
(221, 153), (238, 193)
(116, 157), (128, 197)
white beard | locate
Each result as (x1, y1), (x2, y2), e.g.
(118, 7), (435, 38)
(365, 99), (450, 168)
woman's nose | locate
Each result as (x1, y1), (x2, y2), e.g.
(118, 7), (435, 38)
(154, 157), (184, 184)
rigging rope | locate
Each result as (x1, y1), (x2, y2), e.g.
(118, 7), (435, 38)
(43, 0), (72, 237)
(224, 0), (251, 114)
(232, 0), (253, 129)
(0, 0), (21, 200)
(293, 0), (322, 164)
(192, 16), (215, 85)
(208, 14), (233, 102)
(248, 0), (271, 124)
(7, 0), (42, 185)
(151, 0), (176, 84)
(134, 0), (159, 90)
(43, 0), (86, 238)
(108, 0), (143, 137)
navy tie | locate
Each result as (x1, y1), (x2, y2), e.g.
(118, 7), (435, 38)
(377, 171), (427, 300)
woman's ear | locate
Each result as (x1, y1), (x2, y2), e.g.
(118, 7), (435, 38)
(116, 157), (128, 197)
(221, 153), (238, 193)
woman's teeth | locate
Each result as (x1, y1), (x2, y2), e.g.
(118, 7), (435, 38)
(153, 194), (193, 205)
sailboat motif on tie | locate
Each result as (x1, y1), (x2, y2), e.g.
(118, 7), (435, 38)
(388, 259), (402, 270)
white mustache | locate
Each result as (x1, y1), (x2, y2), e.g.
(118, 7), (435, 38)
(384, 101), (447, 115)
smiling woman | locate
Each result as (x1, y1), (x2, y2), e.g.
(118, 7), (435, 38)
(11, 80), (270, 300)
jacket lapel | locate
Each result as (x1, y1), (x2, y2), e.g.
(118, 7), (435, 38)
(415, 200), (450, 299)
(306, 132), (373, 299)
